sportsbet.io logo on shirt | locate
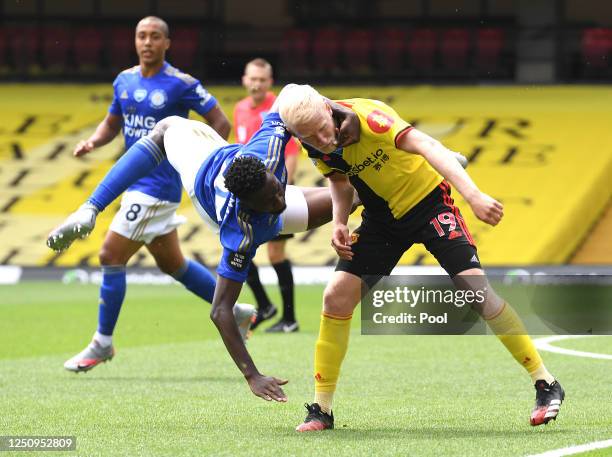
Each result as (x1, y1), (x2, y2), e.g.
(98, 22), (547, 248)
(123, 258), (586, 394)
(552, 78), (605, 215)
(347, 149), (390, 176)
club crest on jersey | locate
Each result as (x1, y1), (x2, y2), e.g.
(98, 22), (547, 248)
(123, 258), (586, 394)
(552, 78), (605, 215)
(149, 89), (167, 109)
(133, 89), (147, 102)
(367, 109), (394, 133)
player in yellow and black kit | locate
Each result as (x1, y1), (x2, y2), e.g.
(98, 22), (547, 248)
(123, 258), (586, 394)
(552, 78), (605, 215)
(304, 98), (476, 282)
(276, 86), (564, 431)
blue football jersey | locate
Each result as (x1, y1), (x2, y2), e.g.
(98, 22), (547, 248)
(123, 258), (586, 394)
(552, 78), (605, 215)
(194, 112), (291, 282)
(109, 61), (218, 202)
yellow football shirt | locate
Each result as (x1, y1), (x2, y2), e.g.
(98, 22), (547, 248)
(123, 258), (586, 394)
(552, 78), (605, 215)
(305, 98), (443, 221)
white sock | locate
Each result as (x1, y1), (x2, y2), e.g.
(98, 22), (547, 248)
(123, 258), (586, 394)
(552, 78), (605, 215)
(93, 331), (112, 347)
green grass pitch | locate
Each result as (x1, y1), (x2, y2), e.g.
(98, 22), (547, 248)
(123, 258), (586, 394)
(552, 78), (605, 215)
(1, 282), (611, 457)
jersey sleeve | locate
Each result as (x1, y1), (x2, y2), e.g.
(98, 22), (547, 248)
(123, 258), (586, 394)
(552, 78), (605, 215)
(182, 80), (218, 116)
(217, 212), (258, 283)
(357, 99), (412, 148)
(108, 76), (122, 116)
(240, 112), (291, 177)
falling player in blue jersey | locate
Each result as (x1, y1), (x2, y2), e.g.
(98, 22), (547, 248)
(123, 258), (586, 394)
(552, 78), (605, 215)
(62, 16), (246, 373)
(48, 86), (361, 401)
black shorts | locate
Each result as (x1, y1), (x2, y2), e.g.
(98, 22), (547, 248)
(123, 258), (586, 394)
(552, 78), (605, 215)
(271, 233), (294, 242)
(336, 181), (481, 282)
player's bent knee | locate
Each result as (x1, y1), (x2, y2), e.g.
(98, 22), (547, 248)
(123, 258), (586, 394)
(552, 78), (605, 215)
(322, 273), (361, 316)
(454, 269), (504, 318)
(155, 258), (181, 276)
(99, 245), (125, 266)
(322, 289), (355, 316)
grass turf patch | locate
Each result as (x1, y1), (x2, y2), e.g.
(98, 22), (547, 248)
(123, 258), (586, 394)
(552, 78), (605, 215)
(1, 283), (610, 456)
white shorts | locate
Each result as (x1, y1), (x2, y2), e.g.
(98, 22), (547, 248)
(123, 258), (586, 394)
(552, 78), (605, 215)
(164, 118), (228, 233)
(109, 191), (186, 244)
(164, 118), (310, 236)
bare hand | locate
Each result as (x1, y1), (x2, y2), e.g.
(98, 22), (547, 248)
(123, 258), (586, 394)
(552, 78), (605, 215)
(329, 101), (360, 147)
(469, 192), (504, 226)
(247, 374), (288, 402)
(331, 223), (353, 260)
(336, 117), (360, 147)
(73, 140), (95, 157)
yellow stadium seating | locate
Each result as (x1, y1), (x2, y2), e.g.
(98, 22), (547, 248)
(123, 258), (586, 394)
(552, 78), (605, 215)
(0, 84), (610, 267)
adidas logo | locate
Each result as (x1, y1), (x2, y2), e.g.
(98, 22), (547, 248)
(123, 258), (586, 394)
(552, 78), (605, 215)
(470, 254), (479, 263)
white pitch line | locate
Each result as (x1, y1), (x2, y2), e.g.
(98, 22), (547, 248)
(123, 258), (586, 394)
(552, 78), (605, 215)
(533, 335), (612, 360)
(526, 439), (612, 457)
(527, 336), (612, 457)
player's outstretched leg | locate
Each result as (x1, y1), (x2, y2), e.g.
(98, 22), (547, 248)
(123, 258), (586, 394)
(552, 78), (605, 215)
(47, 203), (98, 252)
(453, 271), (564, 426)
(47, 136), (166, 252)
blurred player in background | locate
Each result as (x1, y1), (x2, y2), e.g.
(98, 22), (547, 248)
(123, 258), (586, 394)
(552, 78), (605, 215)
(276, 85), (564, 431)
(63, 16), (249, 373)
(234, 58), (300, 333)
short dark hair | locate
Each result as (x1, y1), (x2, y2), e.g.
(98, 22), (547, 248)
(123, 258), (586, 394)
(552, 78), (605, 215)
(137, 16), (170, 38)
(224, 156), (267, 198)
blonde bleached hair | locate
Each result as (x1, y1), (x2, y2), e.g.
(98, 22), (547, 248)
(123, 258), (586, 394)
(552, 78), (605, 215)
(277, 84), (327, 135)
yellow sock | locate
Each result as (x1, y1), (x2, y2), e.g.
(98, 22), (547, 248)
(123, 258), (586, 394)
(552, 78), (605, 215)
(313, 312), (352, 414)
(485, 303), (554, 384)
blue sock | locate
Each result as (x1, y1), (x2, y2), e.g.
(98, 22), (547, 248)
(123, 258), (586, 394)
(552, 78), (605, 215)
(173, 259), (216, 303)
(97, 265), (127, 336)
(89, 136), (164, 211)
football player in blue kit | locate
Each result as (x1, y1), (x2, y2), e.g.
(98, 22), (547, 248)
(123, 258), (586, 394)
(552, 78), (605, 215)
(62, 16), (248, 373)
(48, 85), (361, 401)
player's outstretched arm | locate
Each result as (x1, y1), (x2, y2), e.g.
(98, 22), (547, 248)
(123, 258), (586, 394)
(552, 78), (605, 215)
(74, 113), (122, 157)
(211, 276), (288, 402)
(397, 128), (504, 226)
(327, 101), (361, 147)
